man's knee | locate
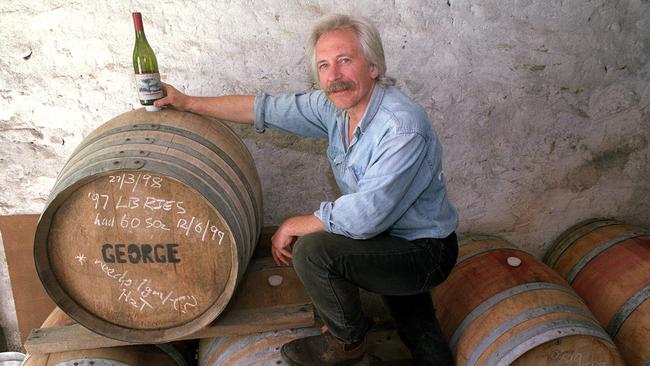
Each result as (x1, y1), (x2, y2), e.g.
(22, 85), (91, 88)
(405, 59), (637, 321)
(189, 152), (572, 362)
(292, 231), (333, 273)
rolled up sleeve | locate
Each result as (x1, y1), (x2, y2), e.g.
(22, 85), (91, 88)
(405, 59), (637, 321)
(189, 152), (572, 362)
(253, 91), (334, 138)
(253, 93), (269, 133)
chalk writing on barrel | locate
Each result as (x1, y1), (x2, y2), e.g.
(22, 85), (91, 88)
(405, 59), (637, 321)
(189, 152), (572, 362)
(547, 350), (607, 366)
(101, 243), (181, 264)
(177, 216), (225, 245)
(88, 192), (187, 215)
(93, 258), (199, 314)
(108, 173), (163, 191)
(86, 190), (227, 244)
(75, 253), (87, 265)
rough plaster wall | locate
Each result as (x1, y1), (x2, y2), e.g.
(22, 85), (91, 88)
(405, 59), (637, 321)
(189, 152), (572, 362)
(0, 0), (648, 351)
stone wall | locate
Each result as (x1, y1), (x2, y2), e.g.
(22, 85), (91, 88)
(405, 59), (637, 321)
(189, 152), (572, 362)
(1, 0), (648, 351)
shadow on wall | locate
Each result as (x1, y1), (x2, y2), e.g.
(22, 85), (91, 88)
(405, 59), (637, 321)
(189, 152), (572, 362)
(565, 135), (648, 193)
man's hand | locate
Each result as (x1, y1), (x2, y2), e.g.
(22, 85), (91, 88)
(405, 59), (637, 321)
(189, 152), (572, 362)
(154, 83), (191, 111)
(271, 214), (324, 266)
(271, 225), (296, 266)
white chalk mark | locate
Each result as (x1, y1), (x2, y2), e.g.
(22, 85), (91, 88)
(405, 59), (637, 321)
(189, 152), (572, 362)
(186, 216), (195, 236)
(202, 220), (210, 241)
(132, 173), (141, 193)
(75, 253), (87, 265)
(183, 296), (198, 313)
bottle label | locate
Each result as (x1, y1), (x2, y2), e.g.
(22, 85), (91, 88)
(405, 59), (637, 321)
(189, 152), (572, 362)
(135, 73), (163, 101)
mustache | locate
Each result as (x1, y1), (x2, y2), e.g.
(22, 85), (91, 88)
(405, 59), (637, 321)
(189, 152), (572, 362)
(325, 81), (355, 94)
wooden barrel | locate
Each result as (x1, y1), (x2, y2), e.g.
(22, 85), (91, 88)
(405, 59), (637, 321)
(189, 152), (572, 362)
(0, 352), (25, 366)
(34, 108), (263, 342)
(198, 327), (321, 366)
(23, 307), (196, 366)
(431, 235), (624, 366)
(544, 218), (650, 366)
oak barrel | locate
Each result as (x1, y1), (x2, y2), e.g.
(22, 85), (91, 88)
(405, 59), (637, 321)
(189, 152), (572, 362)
(432, 235), (623, 366)
(0, 352), (25, 366)
(23, 307), (196, 366)
(544, 218), (650, 366)
(34, 108), (263, 342)
(198, 328), (321, 366)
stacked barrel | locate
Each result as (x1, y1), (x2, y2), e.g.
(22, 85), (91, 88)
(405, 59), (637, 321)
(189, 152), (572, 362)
(34, 109), (263, 343)
(430, 218), (648, 366)
(544, 219), (650, 365)
(23, 307), (196, 366)
(432, 235), (624, 365)
(198, 328), (321, 366)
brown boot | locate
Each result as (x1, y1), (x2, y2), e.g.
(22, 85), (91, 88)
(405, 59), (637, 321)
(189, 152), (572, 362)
(280, 330), (367, 366)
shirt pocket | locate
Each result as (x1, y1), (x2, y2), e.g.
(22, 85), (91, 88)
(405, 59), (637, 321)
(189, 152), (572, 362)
(326, 145), (344, 165)
(346, 163), (366, 185)
(326, 145), (347, 185)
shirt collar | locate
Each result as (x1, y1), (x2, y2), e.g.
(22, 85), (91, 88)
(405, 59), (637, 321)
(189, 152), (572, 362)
(357, 84), (385, 133)
(334, 83), (386, 132)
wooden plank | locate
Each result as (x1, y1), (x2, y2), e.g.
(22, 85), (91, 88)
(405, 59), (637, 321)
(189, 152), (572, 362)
(24, 302), (313, 354)
(0, 214), (56, 350)
(227, 257), (311, 310)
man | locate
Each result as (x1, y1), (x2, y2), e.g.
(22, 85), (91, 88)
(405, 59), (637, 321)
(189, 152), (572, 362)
(155, 14), (458, 366)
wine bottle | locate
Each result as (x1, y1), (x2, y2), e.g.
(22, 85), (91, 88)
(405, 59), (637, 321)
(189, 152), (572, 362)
(132, 12), (162, 112)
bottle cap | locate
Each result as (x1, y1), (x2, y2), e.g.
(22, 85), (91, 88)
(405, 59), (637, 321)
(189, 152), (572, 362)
(132, 12), (144, 32)
(145, 105), (161, 112)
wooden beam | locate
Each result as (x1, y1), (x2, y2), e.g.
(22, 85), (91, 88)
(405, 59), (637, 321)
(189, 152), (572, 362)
(24, 302), (313, 354)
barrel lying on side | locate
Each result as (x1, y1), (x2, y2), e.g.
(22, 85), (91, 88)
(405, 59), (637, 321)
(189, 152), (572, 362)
(432, 235), (623, 366)
(544, 218), (650, 366)
(23, 307), (196, 366)
(198, 327), (321, 366)
(0, 352), (25, 366)
(34, 109), (263, 342)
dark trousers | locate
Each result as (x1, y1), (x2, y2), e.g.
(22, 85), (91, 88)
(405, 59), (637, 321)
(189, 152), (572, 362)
(292, 231), (458, 365)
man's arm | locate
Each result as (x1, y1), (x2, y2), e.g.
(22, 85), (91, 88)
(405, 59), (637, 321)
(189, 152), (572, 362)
(156, 84), (328, 266)
(154, 83), (255, 124)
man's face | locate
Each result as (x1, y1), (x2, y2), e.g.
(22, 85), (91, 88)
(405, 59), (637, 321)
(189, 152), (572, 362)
(315, 28), (379, 118)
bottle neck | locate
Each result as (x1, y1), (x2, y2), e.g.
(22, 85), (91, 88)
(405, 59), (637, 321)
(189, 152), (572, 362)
(132, 12), (145, 33)
(135, 31), (147, 42)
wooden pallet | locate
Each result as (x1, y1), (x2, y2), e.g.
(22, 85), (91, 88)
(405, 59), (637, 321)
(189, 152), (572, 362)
(25, 302), (313, 354)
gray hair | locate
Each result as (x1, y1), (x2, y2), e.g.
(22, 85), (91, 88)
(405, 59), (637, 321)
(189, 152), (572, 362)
(306, 14), (395, 88)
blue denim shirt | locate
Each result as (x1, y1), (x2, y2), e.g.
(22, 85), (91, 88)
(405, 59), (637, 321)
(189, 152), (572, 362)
(254, 85), (458, 240)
